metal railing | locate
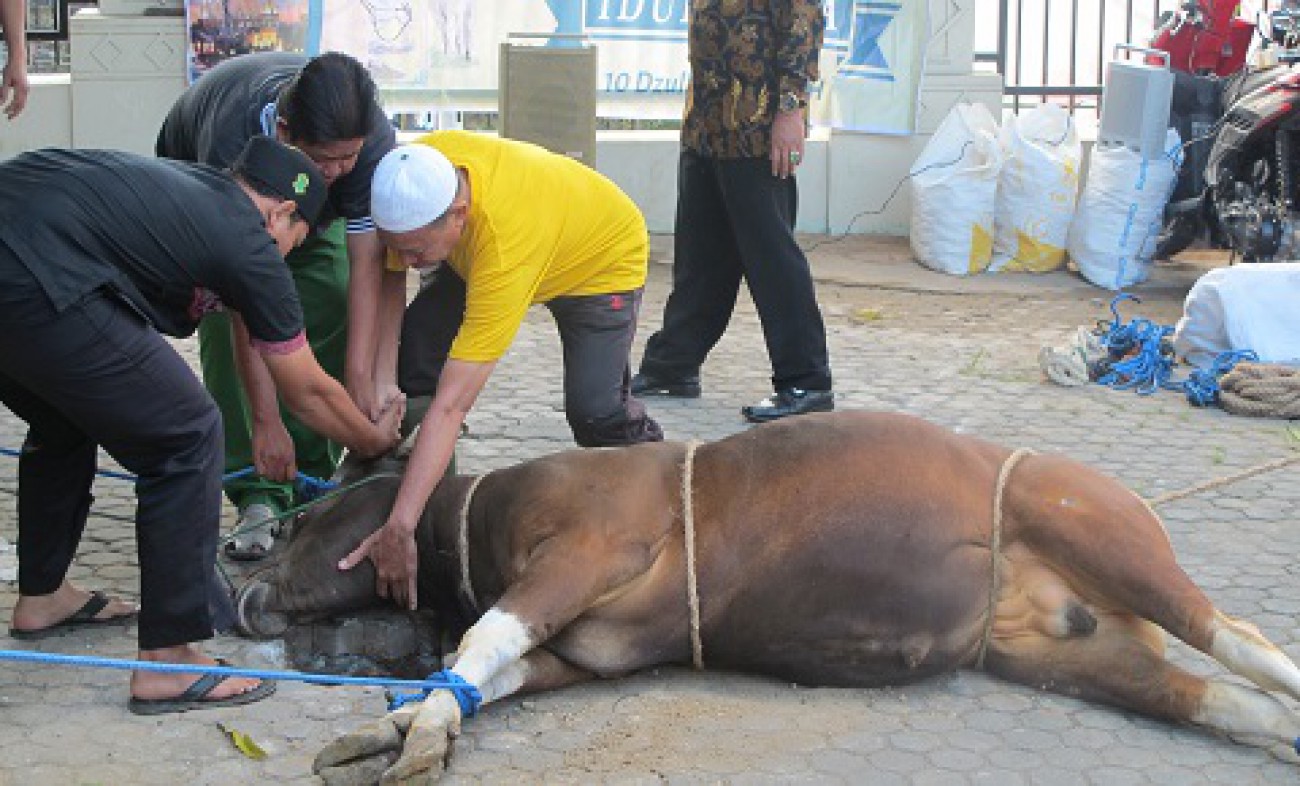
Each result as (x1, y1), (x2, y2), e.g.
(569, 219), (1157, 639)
(976, 0), (1279, 114)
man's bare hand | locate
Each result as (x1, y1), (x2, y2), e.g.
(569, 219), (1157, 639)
(251, 419), (296, 483)
(770, 109), (807, 179)
(1, 57), (28, 120)
(338, 522), (419, 610)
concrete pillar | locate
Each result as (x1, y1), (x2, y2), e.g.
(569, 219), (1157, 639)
(70, 9), (186, 155)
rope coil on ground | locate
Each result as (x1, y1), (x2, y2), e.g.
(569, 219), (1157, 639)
(1218, 362), (1300, 419)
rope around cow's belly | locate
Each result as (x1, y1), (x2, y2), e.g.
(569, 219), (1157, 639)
(455, 440), (1289, 677)
(682, 440), (705, 670)
(975, 448), (1036, 671)
(458, 473), (489, 615)
(454, 450), (707, 670)
(679, 442), (1032, 674)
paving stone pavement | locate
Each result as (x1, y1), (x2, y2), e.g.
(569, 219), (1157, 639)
(1, 236), (1298, 785)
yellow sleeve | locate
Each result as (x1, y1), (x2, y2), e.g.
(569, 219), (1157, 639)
(446, 234), (544, 362)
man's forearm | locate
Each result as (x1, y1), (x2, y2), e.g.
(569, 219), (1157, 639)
(232, 315), (285, 429)
(375, 268), (407, 387)
(263, 347), (391, 457)
(777, 0), (825, 95)
(344, 230), (386, 393)
(388, 358), (495, 530)
(2, 0), (26, 62)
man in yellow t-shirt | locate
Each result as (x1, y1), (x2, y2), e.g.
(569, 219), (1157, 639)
(340, 132), (663, 607)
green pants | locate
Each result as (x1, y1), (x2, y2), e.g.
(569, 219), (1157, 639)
(199, 220), (350, 514)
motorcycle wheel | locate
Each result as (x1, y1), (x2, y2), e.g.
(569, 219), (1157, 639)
(1154, 210), (1202, 260)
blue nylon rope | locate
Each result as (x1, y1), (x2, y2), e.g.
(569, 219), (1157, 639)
(386, 670), (482, 717)
(1092, 295), (1256, 405)
(0, 649), (480, 714)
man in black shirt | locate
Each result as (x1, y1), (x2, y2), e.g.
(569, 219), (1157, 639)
(157, 52), (403, 560)
(0, 137), (402, 713)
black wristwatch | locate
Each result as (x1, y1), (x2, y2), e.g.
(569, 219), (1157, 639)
(777, 92), (808, 114)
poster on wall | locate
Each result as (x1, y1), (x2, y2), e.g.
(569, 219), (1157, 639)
(814, 0), (928, 135)
(313, 0), (691, 118)
(184, 0), (928, 132)
(186, 0), (312, 82)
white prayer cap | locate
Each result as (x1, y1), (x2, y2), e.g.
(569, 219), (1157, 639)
(371, 144), (458, 232)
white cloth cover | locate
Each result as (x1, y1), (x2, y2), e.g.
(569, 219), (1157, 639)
(1173, 262), (1300, 368)
(910, 103), (1003, 276)
(990, 103), (1082, 273)
(1068, 129), (1182, 290)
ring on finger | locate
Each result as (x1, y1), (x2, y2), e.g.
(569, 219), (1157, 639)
(789, 150), (802, 165)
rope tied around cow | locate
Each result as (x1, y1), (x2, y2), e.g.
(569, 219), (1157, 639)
(457, 472), (490, 616)
(682, 440), (704, 671)
(385, 668), (483, 717)
(976, 448), (1035, 671)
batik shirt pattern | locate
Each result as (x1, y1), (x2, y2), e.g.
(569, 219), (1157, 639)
(681, 0), (825, 159)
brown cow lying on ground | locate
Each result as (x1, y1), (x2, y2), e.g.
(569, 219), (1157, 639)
(235, 411), (1300, 785)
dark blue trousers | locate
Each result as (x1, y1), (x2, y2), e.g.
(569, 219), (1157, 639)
(0, 264), (229, 650)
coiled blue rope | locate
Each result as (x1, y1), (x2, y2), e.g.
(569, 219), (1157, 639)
(0, 649), (480, 715)
(1182, 349), (1260, 407)
(1092, 295), (1256, 405)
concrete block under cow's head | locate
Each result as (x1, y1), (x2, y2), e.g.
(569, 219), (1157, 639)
(234, 438), (467, 676)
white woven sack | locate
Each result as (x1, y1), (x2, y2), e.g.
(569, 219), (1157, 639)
(1173, 262), (1300, 368)
(910, 102), (1002, 276)
(990, 103), (1081, 272)
(1068, 129), (1181, 290)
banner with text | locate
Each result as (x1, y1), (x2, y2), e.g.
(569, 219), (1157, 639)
(185, 0), (928, 132)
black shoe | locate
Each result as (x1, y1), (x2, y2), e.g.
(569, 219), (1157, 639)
(631, 372), (702, 398)
(741, 388), (834, 423)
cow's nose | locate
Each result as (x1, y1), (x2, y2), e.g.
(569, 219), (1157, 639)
(235, 578), (290, 639)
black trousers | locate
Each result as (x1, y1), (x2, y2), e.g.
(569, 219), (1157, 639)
(0, 273), (229, 650)
(398, 269), (663, 447)
(639, 151), (832, 392)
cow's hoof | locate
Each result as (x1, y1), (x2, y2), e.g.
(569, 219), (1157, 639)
(380, 693), (460, 784)
(317, 694), (460, 785)
(234, 579), (289, 639)
(317, 752), (398, 786)
(315, 706), (417, 780)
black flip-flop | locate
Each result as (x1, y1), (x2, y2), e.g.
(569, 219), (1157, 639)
(128, 668), (277, 716)
(8, 590), (138, 640)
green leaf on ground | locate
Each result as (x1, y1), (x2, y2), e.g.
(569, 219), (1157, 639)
(218, 722), (268, 760)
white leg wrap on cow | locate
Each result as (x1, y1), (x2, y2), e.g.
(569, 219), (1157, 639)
(477, 658), (530, 704)
(1209, 613), (1300, 700)
(450, 608), (536, 689)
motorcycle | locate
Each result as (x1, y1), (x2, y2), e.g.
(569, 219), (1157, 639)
(1156, 1), (1300, 263)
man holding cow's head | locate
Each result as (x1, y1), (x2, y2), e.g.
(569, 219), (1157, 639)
(339, 132), (663, 606)
(0, 137), (403, 712)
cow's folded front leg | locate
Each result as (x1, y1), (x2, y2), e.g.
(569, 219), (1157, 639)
(315, 606), (596, 784)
